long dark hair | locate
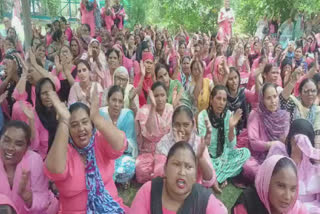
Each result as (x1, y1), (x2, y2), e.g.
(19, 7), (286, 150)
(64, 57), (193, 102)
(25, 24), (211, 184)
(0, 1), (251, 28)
(35, 78), (58, 152)
(207, 85), (228, 158)
(286, 119), (315, 156)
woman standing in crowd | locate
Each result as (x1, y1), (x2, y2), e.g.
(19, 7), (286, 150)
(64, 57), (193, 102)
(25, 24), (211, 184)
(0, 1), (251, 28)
(232, 155), (308, 214)
(45, 85), (128, 213)
(80, 0), (97, 37)
(198, 85), (250, 187)
(130, 142), (228, 214)
(99, 85), (137, 188)
(135, 81), (173, 183)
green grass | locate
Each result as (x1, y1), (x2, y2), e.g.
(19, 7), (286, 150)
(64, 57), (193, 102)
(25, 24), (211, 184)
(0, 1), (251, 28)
(118, 183), (242, 213)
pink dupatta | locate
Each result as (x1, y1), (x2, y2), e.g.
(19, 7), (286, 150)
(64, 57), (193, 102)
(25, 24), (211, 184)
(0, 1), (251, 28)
(255, 155), (307, 214)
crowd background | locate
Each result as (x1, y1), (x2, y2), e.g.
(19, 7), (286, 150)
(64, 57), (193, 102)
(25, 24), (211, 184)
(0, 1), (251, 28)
(0, 0), (320, 213)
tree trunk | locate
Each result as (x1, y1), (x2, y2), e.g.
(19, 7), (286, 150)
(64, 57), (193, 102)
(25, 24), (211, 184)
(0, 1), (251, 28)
(21, 0), (32, 49)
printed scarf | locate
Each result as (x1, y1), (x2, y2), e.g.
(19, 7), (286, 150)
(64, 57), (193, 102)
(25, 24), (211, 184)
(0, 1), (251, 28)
(70, 129), (124, 214)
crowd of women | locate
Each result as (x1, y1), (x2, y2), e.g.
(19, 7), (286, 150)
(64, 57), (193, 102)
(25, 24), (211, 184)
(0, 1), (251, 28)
(0, 0), (320, 213)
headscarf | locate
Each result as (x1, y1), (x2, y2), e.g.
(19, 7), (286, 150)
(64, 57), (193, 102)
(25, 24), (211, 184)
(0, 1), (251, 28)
(207, 89), (228, 158)
(113, 66), (134, 108)
(136, 52), (154, 106)
(258, 85), (290, 141)
(89, 39), (108, 70)
(227, 69), (249, 133)
(3, 53), (23, 115)
(70, 37), (84, 62)
(35, 78), (58, 152)
(142, 51), (154, 62)
(213, 56), (225, 83)
(88, 39), (111, 88)
(255, 155), (300, 214)
(70, 128), (124, 213)
(286, 119), (315, 156)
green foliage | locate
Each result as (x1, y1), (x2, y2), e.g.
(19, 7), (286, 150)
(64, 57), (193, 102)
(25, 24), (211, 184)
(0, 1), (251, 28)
(46, 0), (61, 17)
(146, 0), (223, 33)
(125, 0), (320, 34)
(126, 0), (147, 28)
(234, 0), (320, 35)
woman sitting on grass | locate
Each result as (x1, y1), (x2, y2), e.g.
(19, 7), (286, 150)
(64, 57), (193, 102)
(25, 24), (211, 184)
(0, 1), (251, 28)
(129, 142), (228, 214)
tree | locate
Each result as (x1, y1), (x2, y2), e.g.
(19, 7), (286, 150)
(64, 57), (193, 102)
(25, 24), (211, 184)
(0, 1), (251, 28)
(21, 0), (32, 49)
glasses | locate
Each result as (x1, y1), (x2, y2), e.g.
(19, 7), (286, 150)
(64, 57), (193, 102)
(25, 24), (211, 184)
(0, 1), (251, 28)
(302, 89), (317, 95)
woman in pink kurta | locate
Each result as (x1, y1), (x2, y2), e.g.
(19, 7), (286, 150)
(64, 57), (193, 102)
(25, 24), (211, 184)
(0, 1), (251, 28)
(68, 59), (103, 107)
(155, 105), (217, 188)
(232, 155), (308, 214)
(135, 82), (174, 183)
(267, 119), (320, 214)
(80, 0), (96, 37)
(244, 83), (290, 182)
(101, 3), (115, 33)
(112, 0), (126, 30)
(129, 142), (228, 214)
(217, 0), (234, 44)
(0, 121), (58, 214)
(44, 89), (128, 213)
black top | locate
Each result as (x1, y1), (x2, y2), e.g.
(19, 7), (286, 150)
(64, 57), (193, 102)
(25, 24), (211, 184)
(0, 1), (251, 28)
(151, 177), (212, 214)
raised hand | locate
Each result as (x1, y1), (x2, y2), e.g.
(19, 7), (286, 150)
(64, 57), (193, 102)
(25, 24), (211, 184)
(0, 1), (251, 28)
(148, 89), (156, 108)
(197, 137), (207, 159)
(128, 87), (137, 101)
(29, 49), (37, 66)
(48, 91), (70, 121)
(140, 60), (146, 77)
(54, 55), (63, 73)
(18, 169), (32, 208)
(21, 102), (35, 121)
(229, 109), (243, 129)
(90, 83), (100, 121)
(291, 66), (303, 83)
